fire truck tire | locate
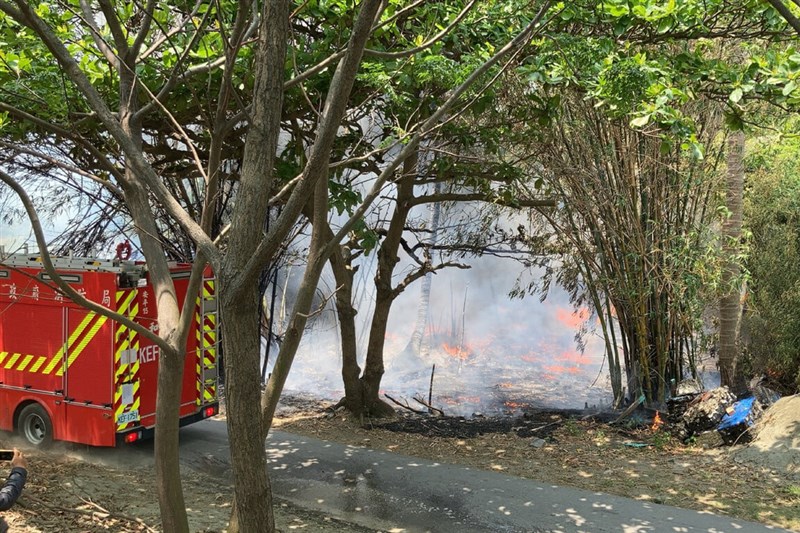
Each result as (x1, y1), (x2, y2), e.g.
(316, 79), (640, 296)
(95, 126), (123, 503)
(18, 404), (53, 447)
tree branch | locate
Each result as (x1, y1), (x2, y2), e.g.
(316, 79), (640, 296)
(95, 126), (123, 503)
(408, 192), (557, 208)
(97, 0), (129, 55)
(363, 0), (477, 59)
(238, 0), (387, 291)
(130, 0), (159, 57)
(3, 0), (220, 267)
(78, 0), (119, 66)
(766, 0), (800, 35)
(327, 1), (554, 254)
(0, 102), (125, 187)
(0, 140), (125, 198)
(0, 168), (171, 351)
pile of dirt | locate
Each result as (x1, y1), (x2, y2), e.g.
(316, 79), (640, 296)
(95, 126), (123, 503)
(733, 394), (800, 479)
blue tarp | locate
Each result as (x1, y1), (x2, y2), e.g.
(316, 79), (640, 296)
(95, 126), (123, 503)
(718, 397), (756, 430)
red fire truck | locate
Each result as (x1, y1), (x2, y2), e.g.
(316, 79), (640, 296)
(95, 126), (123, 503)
(0, 253), (219, 447)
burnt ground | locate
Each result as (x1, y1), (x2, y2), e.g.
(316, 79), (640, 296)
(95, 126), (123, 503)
(373, 409), (621, 439)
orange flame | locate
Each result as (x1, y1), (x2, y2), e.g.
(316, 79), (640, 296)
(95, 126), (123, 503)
(555, 307), (591, 328)
(543, 365), (582, 375)
(651, 411), (664, 431)
(442, 342), (470, 360)
(556, 351), (592, 365)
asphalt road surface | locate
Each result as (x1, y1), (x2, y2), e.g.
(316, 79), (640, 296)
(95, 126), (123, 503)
(166, 418), (793, 533)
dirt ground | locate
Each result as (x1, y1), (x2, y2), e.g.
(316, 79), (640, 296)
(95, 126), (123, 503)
(0, 423), (373, 533)
(1, 394), (799, 532)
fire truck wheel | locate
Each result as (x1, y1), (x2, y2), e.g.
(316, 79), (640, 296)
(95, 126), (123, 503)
(18, 404), (53, 447)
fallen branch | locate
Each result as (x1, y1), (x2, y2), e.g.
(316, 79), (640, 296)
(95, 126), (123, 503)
(23, 495), (158, 533)
(611, 394), (646, 425)
(384, 393), (427, 414)
(530, 421), (562, 433)
(412, 395), (445, 416)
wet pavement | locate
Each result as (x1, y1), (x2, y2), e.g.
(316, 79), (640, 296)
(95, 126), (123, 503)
(179, 420), (792, 533)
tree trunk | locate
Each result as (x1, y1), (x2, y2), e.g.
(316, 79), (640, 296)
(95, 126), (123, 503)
(222, 1), (290, 530)
(719, 130), (745, 389)
(329, 243), (364, 414)
(116, 47), (190, 532)
(360, 287), (397, 416)
(220, 276), (275, 531)
(306, 207), (364, 415)
(126, 181), (189, 533)
(359, 156), (417, 416)
(262, 171), (331, 429)
(405, 181), (442, 357)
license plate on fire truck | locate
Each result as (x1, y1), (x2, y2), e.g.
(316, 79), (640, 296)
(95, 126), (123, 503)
(117, 410), (140, 425)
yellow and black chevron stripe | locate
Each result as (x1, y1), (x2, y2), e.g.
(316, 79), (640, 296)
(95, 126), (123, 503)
(195, 279), (217, 405)
(113, 289), (140, 431)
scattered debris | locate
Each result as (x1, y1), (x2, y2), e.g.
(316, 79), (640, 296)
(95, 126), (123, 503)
(530, 438), (547, 448)
(665, 383), (783, 447)
(682, 386), (737, 436)
(717, 397), (763, 445)
(374, 409), (592, 439)
(385, 393), (429, 415)
(666, 393), (697, 426)
(412, 395), (445, 417)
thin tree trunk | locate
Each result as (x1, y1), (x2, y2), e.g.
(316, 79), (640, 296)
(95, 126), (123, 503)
(262, 169), (331, 429)
(311, 209), (363, 414)
(116, 44), (190, 531)
(719, 130), (745, 389)
(406, 181), (442, 356)
(330, 245), (363, 413)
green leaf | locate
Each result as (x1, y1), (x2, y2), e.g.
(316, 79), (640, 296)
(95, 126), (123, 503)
(724, 112), (744, 131)
(630, 115), (650, 128)
(689, 142), (704, 160)
(729, 88), (743, 103)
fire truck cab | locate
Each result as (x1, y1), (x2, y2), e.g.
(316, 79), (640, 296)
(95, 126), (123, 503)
(0, 253), (219, 447)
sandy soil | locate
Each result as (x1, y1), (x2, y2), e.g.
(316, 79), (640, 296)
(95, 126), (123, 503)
(1, 394), (798, 532)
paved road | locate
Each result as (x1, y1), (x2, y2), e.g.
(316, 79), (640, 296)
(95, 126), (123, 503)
(173, 419), (793, 533)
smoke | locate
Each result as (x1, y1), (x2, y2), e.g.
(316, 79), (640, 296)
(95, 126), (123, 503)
(265, 252), (615, 416)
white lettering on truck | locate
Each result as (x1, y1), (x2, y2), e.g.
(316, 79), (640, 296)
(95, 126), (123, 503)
(138, 344), (160, 364)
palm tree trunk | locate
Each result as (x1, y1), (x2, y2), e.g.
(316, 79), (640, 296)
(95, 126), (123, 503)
(719, 130), (745, 389)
